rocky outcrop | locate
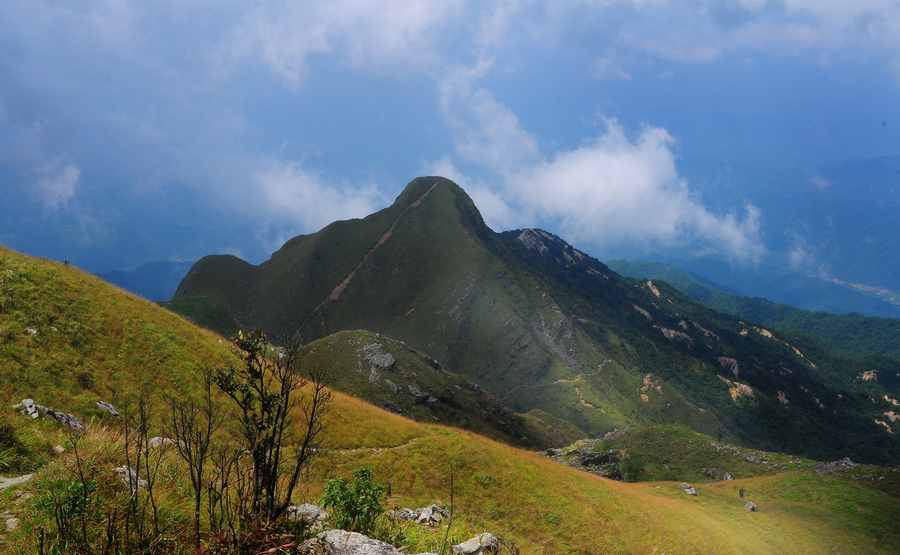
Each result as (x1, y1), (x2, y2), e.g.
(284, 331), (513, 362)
(300, 529), (403, 554)
(13, 398), (84, 431)
(545, 440), (623, 479)
(717, 357), (740, 378)
(360, 343), (396, 383)
(702, 468), (734, 481)
(390, 504), (449, 526)
(453, 533), (500, 554)
(814, 457), (856, 475)
(114, 466), (147, 493)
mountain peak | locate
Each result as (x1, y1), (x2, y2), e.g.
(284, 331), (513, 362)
(393, 176), (488, 233)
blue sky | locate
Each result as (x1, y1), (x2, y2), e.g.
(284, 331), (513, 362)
(3, 1), (900, 272)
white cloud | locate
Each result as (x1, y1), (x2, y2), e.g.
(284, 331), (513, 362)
(436, 64), (766, 263)
(228, 0), (463, 86)
(252, 160), (386, 235)
(36, 162), (79, 212)
(439, 60), (541, 175)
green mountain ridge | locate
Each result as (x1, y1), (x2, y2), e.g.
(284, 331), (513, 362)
(175, 177), (900, 463)
(3, 234), (900, 554)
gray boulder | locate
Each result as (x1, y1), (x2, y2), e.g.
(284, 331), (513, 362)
(287, 503), (329, 531)
(390, 504), (449, 526)
(745, 501), (758, 512)
(114, 466), (147, 493)
(453, 533), (500, 554)
(301, 529), (403, 554)
(680, 483), (699, 496)
(361, 343), (396, 383)
(95, 401), (120, 417)
(148, 436), (177, 449)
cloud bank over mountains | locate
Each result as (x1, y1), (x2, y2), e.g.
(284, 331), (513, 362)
(2, 1), (899, 269)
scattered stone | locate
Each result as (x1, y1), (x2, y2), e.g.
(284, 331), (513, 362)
(702, 468), (734, 481)
(148, 436), (176, 449)
(453, 533), (500, 554)
(14, 399), (39, 419)
(390, 504), (449, 526)
(815, 457), (856, 475)
(680, 483), (699, 496)
(5, 517), (19, 531)
(24, 327), (38, 336)
(14, 399), (83, 431)
(745, 501), (758, 512)
(300, 529), (403, 554)
(114, 466), (147, 493)
(95, 401), (120, 417)
(53, 444), (66, 455)
(287, 503), (329, 531)
(45, 408), (84, 432)
(0, 474), (33, 491)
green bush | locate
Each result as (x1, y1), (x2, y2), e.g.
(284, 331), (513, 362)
(321, 467), (386, 535)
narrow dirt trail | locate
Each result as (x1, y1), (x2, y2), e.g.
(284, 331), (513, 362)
(306, 180), (440, 321)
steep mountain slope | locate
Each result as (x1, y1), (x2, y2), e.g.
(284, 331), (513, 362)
(610, 259), (900, 369)
(301, 330), (551, 447)
(2, 246), (899, 553)
(175, 178), (900, 462)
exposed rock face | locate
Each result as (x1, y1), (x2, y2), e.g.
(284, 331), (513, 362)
(453, 533), (500, 554)
(718, 376), (754, 402)
(287, 503), (329, 531)
(859, 370), (878, 382)
(655, 326), (693, 345)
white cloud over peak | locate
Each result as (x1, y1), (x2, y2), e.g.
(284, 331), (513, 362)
(252, 160), (386, 237)
(437, 65), (766, 263)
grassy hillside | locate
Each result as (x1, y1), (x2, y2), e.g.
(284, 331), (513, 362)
(3, 245), (900, 553)
(172, 178), (900, 463)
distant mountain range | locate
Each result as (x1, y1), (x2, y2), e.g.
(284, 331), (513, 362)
(98, 260), (194, 301)
(171, 177), (900, 463)
(609, 259), (900, 363)
(671, 155), (900, 318)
